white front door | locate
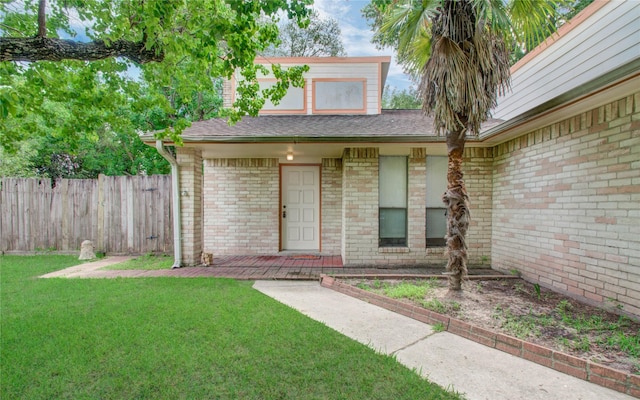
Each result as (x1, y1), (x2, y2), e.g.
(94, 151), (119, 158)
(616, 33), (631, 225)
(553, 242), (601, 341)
(281, 165), (320, 251)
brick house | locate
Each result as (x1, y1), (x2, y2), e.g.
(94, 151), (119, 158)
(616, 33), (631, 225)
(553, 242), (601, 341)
(144, 1), (640, 317)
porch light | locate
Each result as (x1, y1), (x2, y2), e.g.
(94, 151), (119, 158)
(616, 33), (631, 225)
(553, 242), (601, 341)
(286, 152), (294, 161)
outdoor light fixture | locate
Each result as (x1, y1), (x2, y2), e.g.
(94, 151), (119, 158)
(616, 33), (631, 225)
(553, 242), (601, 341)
(286, 152), (294, 161)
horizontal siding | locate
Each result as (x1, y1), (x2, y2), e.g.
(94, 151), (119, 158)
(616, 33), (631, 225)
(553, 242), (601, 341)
(259, 62), (381, 114)
(492, 1), (639, 121)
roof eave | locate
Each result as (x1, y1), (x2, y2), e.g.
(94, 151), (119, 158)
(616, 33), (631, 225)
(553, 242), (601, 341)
(480, 58), (640, 145)
(142, 135), (450, 145)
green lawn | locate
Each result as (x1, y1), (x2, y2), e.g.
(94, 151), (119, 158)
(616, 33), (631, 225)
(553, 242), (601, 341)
(1, 255), (462, 399)
(101, 253), (174, 270)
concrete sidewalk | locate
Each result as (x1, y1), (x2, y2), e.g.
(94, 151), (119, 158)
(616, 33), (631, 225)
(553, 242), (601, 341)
(39, 256), (134, 278)
(253, 280), (633, 400)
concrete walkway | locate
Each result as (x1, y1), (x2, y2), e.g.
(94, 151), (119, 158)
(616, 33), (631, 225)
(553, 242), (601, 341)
(39, 256), (134, 278)
(253, 280), (634, 400)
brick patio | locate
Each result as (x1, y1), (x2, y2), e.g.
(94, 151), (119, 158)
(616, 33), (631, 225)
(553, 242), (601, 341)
(60, 255), (501, 280)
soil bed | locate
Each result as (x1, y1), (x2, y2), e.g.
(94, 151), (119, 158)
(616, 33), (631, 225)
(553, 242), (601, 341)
(345, 277), (640, 375)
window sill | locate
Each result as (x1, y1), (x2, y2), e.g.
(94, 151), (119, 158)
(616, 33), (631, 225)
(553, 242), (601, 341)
(426, 247), (446, 255)
(379, 247), (410, 254)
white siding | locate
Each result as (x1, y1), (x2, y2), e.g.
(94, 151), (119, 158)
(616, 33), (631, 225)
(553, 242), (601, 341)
(491, 1), (640, 122)
(256, 60), (383, 115)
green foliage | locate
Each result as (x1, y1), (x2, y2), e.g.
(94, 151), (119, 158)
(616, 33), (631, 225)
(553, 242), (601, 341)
(0, 0), (314, 168)
(607, 331), (640, 358)
(493, 307), (543, 339)
(432, 322), (446, 332)
(101, 254), (174, 270)
(421, 298), (461, 314)
(533, 283), (542, 299)
(382, 85), (422, 109)
(1, 255), (463, 400)
(384, 281), (434, 301)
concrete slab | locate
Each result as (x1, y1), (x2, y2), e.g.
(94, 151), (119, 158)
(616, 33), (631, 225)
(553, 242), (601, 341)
(395, 331), (630, 400)
(253, 280), (433, 354)
(253, 280), (633, 400)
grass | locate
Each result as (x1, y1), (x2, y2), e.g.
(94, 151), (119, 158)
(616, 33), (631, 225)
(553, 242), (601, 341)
(0, 255), (463, 400)
(101, 253), (174, 270)
(360, 279), (461, 314)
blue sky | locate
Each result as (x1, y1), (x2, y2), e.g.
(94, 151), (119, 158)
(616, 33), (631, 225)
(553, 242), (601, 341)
(313, 0), (414, 91)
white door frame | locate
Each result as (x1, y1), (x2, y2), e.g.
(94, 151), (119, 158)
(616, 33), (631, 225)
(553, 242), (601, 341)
(280, 164), (321, 252)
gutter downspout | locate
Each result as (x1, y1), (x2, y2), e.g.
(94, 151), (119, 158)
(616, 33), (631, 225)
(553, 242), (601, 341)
(155, 140), (182, 269)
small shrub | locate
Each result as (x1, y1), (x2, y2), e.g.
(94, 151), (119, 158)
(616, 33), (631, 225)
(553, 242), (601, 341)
(384, 283), (430, 301)
(555, 300), (573, 315)
(574, 336), (591, 352)
(533, 283), (541, 300)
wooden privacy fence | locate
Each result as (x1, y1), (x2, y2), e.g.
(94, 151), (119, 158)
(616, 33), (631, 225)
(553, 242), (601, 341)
(0, 175), (173, 255)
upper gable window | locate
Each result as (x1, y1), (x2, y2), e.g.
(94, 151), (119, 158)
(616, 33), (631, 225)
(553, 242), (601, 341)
(259, 80), (306, 114)
(312, 78), (366, 114)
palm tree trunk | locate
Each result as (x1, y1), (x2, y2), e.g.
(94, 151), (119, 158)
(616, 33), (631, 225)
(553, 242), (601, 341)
(443, 128), (470, 291)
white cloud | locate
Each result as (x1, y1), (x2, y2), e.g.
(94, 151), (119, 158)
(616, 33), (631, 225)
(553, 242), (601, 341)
(310, 0), (413, 91)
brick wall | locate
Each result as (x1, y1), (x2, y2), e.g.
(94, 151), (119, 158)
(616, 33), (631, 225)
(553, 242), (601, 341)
(177, 147), (203, 266)
(203, 158), (279, 255)
(408, 148), (427, 251)
(340, 147), (486, 266)
(492, 93), (640, 317)
(321, 158), (342, 253)
(463, 147), (494, 266)
(341, 148), (379, 264)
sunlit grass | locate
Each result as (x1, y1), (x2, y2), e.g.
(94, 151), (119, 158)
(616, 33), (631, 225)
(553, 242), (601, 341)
(1, 255), (463, 400)
(101, 253), (174, 270)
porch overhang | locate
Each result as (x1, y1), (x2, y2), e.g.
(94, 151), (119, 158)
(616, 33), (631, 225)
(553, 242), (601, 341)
(140, 109), (497, 159)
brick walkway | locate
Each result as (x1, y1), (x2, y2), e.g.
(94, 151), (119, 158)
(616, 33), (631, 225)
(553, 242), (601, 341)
(42, 255), (502, 280)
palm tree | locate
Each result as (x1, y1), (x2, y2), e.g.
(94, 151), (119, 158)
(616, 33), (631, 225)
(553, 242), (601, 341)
(372, 0), (566, 291)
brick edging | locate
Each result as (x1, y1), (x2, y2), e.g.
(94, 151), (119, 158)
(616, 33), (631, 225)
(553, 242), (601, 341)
(319, 274), (640, 397)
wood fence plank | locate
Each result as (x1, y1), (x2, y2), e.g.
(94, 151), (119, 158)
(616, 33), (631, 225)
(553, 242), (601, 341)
(0, 176), (173, 255)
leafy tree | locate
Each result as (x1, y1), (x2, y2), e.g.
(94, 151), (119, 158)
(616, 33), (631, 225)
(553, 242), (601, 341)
(264, 10), (346, 57)
(382, 85), (421, 109)
(1, 0), (312, 149)
(370, 0), (567, 291)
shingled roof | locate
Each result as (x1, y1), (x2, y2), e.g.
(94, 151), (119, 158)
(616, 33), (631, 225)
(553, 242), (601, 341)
(149, 110), (504, 143)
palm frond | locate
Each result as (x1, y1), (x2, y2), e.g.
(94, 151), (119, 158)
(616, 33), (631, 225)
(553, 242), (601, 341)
(418, 0), (511, 135)
(471, 0), (511, 34)
(509, 0), (569, 51)
(379, 0), (439, 75)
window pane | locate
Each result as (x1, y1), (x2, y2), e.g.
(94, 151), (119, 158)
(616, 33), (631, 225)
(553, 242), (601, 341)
(260, 81), (305, 111)
(314, 80), (365, 110)
(379, 156), (407, 207)
(426, 156), (447, 207)
(380, 208), (407, 239)
(426, 208), (447, 247)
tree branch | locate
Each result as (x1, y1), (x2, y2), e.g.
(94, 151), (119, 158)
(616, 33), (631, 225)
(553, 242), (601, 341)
(0, 23), (26, 36)
(0, 37), (164, 64)
(37, 0), (46, 38)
